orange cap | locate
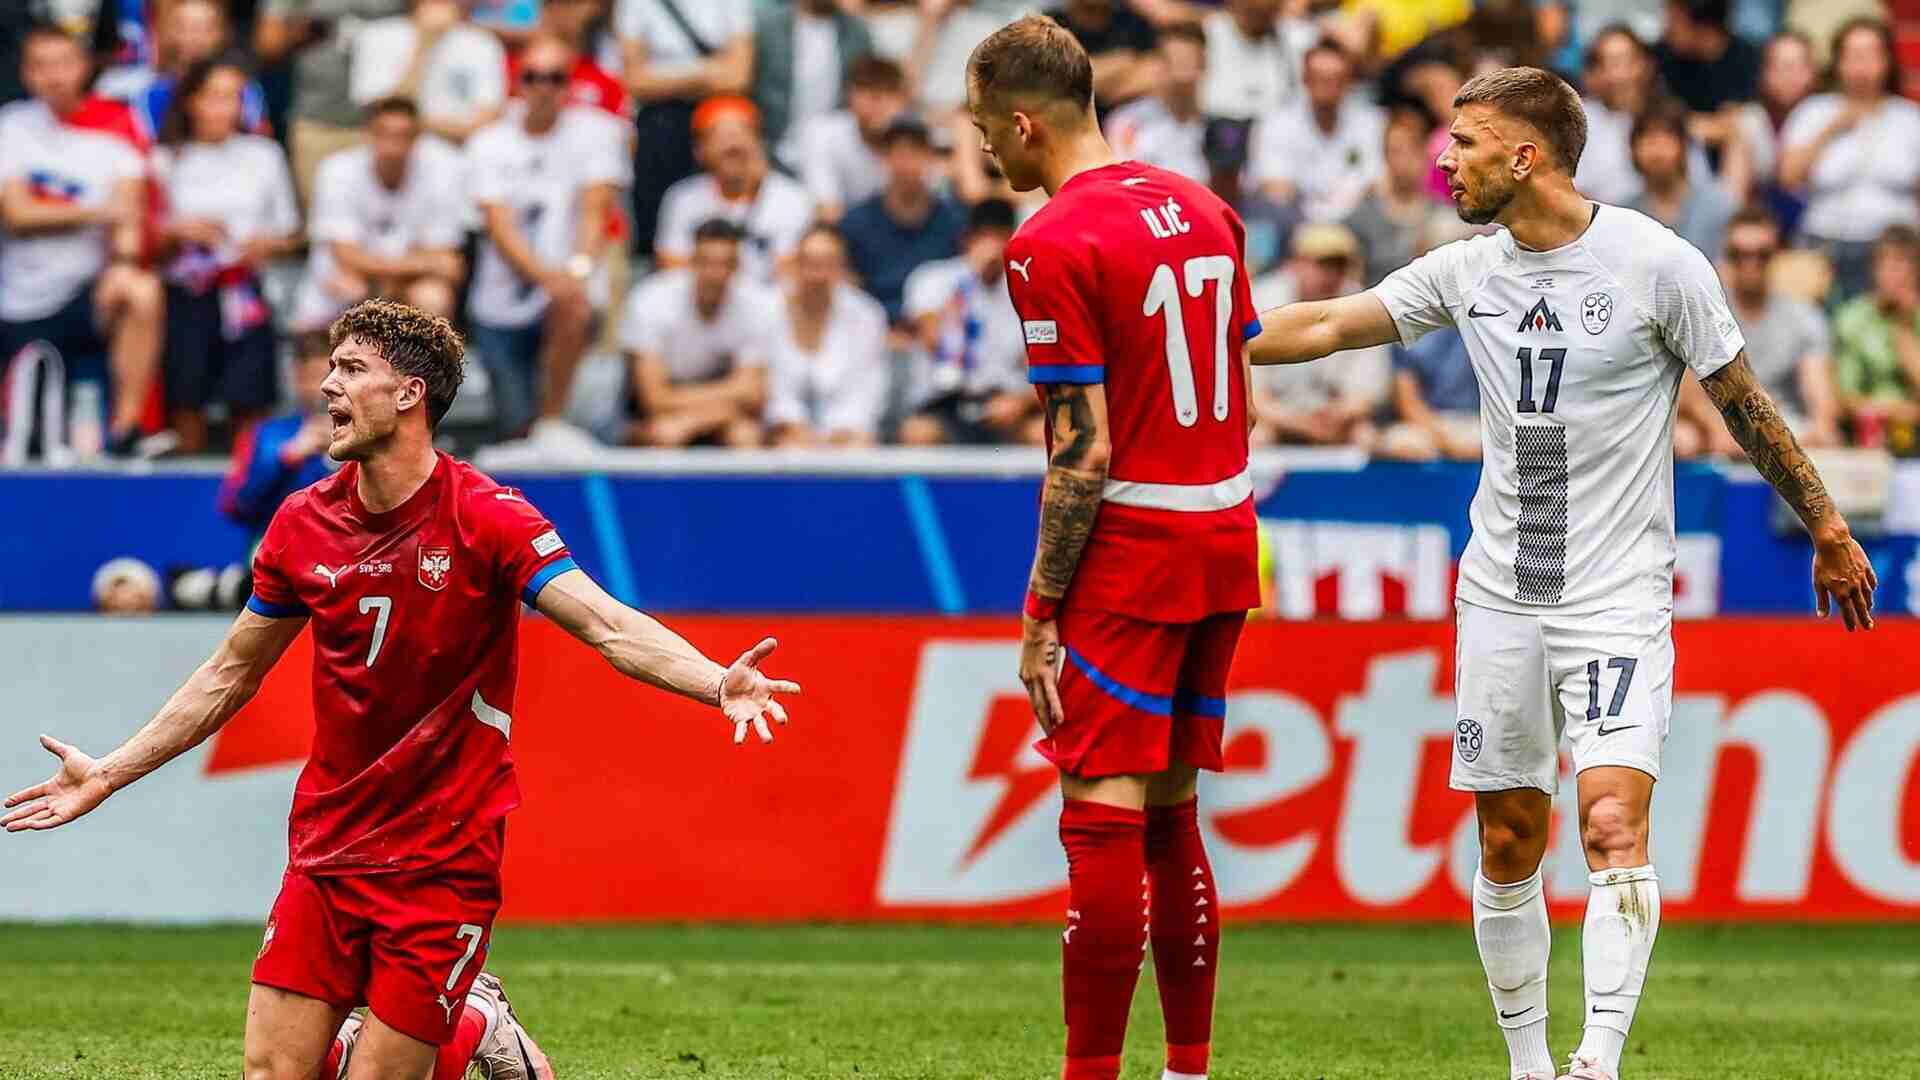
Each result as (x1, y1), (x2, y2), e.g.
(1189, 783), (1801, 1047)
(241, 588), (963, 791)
(691, 95), (760, 135)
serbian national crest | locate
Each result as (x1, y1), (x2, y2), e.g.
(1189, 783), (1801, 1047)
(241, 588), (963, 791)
(1582, 292), (1614, 335)
(418, 546), (453, 591)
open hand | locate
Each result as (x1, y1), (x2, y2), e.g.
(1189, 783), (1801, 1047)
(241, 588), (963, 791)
(1813, 526), (1877, 631)
(2, 736), (113, 833)
(719, 638), (800, 744)
(1018, 616), (1066, 734)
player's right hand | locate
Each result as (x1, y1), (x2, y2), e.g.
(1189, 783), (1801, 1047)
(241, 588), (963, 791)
(1, 735), (113, 833)
(1813, 524), (1877, 632)
(718, 638), (801, 745)
(1019, 617), (1066, 734)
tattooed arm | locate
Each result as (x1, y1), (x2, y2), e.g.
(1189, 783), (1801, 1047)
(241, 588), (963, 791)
(1700, 353), (1878, 630)
(1018, 382), (1113, 732)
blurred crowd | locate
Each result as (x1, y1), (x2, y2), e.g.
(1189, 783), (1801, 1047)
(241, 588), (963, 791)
(4, 0), (1920, 505)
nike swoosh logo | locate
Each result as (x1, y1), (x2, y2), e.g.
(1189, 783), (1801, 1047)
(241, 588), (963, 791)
(1592, 1006), (1626, 1015)
(1468, 304), (1508, 318)
(1597, 723), (1641, 736)
(1499, 1007), (1533, 1019)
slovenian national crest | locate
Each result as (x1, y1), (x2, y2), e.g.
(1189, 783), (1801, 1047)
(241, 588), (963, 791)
(1582, 292), (1613, 335)
(418, 546), (452, 591)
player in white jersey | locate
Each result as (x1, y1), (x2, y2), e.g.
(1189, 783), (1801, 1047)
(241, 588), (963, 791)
(1249, 67), (1877, 1080)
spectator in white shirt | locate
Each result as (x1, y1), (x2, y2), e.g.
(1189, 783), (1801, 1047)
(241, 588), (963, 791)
(655, 95), (815, 284)
(154, 58), (302, 453)
(1199, 0), (1316, 122)
(617, 0), (754, 251)
(767, 223), (891, 446)
(466, 33), (631, 446)
(1577, 23), (1713, 206)
(1104, 24), (1210, 184)
(0, 25), (164, 458)
(620, 218), (775, 447)
(1733, 30), (1820, 203)
(1250, 41), (1385, 224)
(352, 0), (509, 144)
(1249, 222), (1387, 449)
(1779, 17), (1920, 300)
(897, 198), (1038, 446)
(291, 97), (467, 332)
(797, 55), (909, 223)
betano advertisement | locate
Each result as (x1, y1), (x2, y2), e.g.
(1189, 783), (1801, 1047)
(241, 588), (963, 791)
(3, 617), (1918, 923)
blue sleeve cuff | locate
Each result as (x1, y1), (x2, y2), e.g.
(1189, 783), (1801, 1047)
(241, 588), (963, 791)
(1243, 318), (1263, 341)
(246, 594), (308, 619)
(1028, 364), (1106, 385)
(521, 556), (579, 606)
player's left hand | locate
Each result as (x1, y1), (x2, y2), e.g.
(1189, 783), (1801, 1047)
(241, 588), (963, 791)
(718, 638), (801, 744)
(1812, 524), (1877, 632)
(2, 735), (113, 833)
(1019, 617), (1066, 734)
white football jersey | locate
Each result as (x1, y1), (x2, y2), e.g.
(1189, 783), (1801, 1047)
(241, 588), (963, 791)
(1371, 205), (1744, 614)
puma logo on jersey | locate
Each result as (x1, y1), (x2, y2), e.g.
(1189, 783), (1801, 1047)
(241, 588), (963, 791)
(1121, 176), (1148, 186)
(1008, 257), (1033, 282)
(436, 993), (456, 1024)
(314, 563), (350, 588)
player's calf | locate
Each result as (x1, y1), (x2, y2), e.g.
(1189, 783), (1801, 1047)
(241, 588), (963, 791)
(1145, 794), (1216, 1080)
(1058, 796), (1150, 1080)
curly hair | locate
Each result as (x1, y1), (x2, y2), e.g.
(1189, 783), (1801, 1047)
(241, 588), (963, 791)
(328, 300), (466, 428)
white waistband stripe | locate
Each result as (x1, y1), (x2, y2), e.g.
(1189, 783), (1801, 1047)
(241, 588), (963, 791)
(1101, 468), (1253, 512)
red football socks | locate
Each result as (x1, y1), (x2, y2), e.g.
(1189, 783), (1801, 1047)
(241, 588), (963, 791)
(1148, 798), (1217, 1077)
(433, 1003), (491, 1080)
(1059, 798), (1149, 1080)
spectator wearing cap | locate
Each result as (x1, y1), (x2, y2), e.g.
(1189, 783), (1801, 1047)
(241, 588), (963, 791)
(1045, 0), (1159, 113)
(1679, 207), (1841, 454)
(1628, 101), (1736, 260)
(1344, 108), (1456, 288)
(796, 55), (910, 223)
(466, 32), (632, 448)
(751, 0), (873, 174)
(255, 0), (412, 205)
(508, 0), (630, 117)
(616, 0), (753, 253)
(0, 24), (164, 458)
(352, 0), (508, 144)
(290, 97), (467, 332)
(619, 218), (777, 447)
(897, 197), (1035, 446)
(1249, 223), (1388, 449)
(154, 57), (303, 454)
(655, 95), (815, 285)
(121, 0), (272, 144)
(766, 223), (891, 446)
(1831, 226), (1920, 441)
(1779, 18), (1920, 301)
(218, 332), (337, 535)
(840, 115), (967, 326)
(1104, 24), (1209, 184)
(1249, 41), (1385, 224)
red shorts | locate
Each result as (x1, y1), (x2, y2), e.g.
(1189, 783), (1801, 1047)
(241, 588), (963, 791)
(1037, 607), (1246, 779)
(251, 829), (503, 1046)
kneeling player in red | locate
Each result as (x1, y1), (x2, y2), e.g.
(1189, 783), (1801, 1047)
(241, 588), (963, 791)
(966, 18), (1263, 1080)
(3, 300), (800, 1079)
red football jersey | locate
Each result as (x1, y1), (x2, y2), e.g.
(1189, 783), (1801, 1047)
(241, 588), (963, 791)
(1004, 162), (1263, 622)
(247, 453), (575, 874)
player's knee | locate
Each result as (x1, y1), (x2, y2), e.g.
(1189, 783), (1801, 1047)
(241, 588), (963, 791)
(1581, 795), (1647, 865)
(239, 1048), (303, 1080)
(1478, 810), (1547, 875)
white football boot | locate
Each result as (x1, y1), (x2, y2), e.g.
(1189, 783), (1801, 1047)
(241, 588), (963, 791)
(1557, 1055), (1617, 1080)
(466, 972), (556, 1080)
(330, 1011), (364, 1079)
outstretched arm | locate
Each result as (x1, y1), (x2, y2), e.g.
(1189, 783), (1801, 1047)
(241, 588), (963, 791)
(533, 567), (799, 743)
(1019, 382), (1112, 732)
(3, 610), (308, 832)
(1247, 291), (1400, 366)
(1700, 353), (1878, 630)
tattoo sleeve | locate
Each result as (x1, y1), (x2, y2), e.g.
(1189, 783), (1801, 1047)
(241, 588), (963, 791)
(1028, 384), (1108, 601)
(1700, 353), (1835, 530)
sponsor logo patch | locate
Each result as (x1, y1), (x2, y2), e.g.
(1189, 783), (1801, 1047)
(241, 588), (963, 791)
(531, 529), (564, 557)
(1023, 320), (1058, 345)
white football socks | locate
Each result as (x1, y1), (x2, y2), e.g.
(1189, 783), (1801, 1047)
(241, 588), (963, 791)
(1473, 869), (1554, 1079)
(1577, 865), (1660, 1077)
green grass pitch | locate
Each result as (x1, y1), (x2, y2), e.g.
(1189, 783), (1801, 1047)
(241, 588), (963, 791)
(2, 923), (1917, 1078)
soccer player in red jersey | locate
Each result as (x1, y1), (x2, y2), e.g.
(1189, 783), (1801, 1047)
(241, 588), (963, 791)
(966, 17), (1263, 1080)
(2, 300), (800, 1080)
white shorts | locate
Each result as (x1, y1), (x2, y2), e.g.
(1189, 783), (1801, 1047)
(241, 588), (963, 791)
(1450, 599), (1673, 795)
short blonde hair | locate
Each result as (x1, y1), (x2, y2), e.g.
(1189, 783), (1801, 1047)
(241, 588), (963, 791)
(967, 15), (1094, 113)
